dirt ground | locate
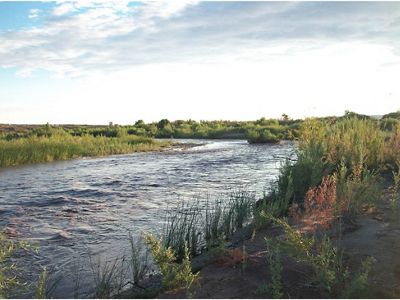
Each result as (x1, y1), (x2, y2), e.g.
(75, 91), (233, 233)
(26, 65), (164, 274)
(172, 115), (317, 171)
(159, 188), (400, 299)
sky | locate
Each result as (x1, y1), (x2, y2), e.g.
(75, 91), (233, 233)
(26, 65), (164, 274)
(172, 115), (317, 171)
(1, 1), (400, 124)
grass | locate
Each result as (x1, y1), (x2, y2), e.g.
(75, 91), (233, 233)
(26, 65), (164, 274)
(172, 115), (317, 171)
(128, 234), (150, 286)
(35, 267), (60, 299)
(161, 191), (255, 260)
(266, 215), (375, 297)
(3, 112), (400, 298)
(89, 254), (128, 298)
(251, 115), (396, 298)
(264, 237), (283, 298)
(0, 128), (170, 168)
(144, 234), (198, 294)
(162, 200), (202, 260)
(0, 232), (18, 298)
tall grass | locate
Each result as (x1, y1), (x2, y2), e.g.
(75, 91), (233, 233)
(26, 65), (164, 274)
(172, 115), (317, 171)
(161, 191), (256, 260)
(0, 130), (169, 168)
(89, 254), (128, 298)
(267, 215), (375, 297)
(128, 234), (150, 286)
(144, 235), (199, 295)
(0, 232), (18, 298)
(300, 117), (386, 171)
(163, 200), (202, 259)
(262, 116), (391, 218)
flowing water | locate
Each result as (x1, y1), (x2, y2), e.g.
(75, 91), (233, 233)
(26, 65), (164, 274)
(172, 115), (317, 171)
(0, 139), (294, 297)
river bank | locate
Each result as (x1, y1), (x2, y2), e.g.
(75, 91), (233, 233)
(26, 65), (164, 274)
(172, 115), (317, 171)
(157, 183), (399, 298)
(1, 115), (399, 298)
(120, 116), (400, 299)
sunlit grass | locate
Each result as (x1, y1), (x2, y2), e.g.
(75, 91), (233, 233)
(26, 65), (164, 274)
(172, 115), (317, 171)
(0, 132), (170, 168)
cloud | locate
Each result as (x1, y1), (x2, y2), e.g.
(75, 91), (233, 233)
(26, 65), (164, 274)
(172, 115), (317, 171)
(16, 68), (33, 78)
(52, 2), (77, 16)
(28, 8), (41, 19)
(1, 2), (400, 78)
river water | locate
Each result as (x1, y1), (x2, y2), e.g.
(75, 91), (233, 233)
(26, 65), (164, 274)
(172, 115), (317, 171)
(0, 139), (294, 298)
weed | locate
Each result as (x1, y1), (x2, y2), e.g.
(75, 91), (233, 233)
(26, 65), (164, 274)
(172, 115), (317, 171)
(163, 200), (202, 261)
(341, 256), (376, 298)
(89, 254), (127, 298)
(35, 268), (48, 299)
(264, 237), (283, 298)
(128, 233), (150, 286)
(390, 161), (400, 208)
(269, 216), (376, 297)
(204, 199), (223, 249)
(144, 234), (198, 294)
(0, 232), (18, 298)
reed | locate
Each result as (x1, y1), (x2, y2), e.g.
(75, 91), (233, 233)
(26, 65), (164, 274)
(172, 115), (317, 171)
(0, 132), (169, 168)
(162, 200), (202, 260)
(161, 191), (256, 259)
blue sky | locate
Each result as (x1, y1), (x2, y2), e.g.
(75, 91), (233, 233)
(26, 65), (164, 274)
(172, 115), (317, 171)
(1, 1), (400, 124)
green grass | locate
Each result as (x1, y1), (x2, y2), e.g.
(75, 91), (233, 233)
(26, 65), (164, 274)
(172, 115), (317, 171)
(0, 232), (18, 298)
(161, 191), (256, 261)
(0, 129), (170, 168)
(260, 116), (397, 217)
(264, 215), (376, 298)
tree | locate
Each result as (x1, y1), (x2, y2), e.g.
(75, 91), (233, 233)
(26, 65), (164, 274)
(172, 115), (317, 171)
(157, 119), (170, 129)
(135, 119), (145, 127)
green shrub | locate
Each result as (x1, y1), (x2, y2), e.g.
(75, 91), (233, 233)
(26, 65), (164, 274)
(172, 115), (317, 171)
(264, 238), (283, 298)
(268, 216), (376, 297)
(144, 235), (198, 293)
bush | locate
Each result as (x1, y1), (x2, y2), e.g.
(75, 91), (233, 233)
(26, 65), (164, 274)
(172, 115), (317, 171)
(144, 235), (198, 293)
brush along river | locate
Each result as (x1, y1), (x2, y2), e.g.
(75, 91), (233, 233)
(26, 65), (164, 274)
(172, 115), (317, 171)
(0, 139), (294, 298)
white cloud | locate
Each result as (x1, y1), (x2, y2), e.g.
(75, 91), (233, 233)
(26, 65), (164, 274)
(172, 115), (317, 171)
(15, 68), (33, 78)
(52, 2), (77, 16)
(0, 2), (398, 79)
(28, 8), (41, 19)
(1, 2), (400, 123)
(2, 41), (399, 124)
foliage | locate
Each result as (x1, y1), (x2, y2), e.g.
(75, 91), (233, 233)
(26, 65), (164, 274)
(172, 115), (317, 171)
(335, 162), (382, 216)
(390, 160), (400, 207)
(35, 268), (60, 299)
(162, 192), (255, 260)
(128, 234), (150, 285)
(0, 128), (168, 168)
(144, 235), (198, 293)
(269, 216), (375, 297)
(264, 238), (283, 298)
(89, 255), (127, 298)
(247, 129), (280, 144)
(0, 232), (18, 298)
(163, 200), (202, 260)
(341, 256), (376, 298)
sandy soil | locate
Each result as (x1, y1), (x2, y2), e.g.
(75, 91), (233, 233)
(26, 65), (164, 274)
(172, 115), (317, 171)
(158, 187), (400, 299)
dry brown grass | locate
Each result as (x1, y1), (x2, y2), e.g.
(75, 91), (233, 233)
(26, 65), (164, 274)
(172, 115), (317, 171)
(289, 176), (337, 233)
(215, 248), (247, 267)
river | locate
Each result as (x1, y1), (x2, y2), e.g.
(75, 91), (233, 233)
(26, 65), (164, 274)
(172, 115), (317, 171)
(0, 139), (294, 298)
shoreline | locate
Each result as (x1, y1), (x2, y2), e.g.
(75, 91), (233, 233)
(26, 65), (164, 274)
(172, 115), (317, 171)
(0, 140), (209, 169)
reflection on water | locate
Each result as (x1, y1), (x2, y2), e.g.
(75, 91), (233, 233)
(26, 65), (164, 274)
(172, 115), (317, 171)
(0, 139), (294, 297)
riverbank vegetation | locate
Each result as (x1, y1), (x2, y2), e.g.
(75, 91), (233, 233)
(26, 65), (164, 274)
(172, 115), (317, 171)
(1, 111), (400, 298)
(3, 110), (398, 168)
(137, 113), (400, 298)
(1, 116), (301, 141)
(0, 125), (170, 168)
